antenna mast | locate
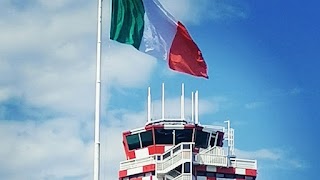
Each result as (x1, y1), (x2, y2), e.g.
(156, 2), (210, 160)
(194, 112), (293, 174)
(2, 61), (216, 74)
(181, 83), (185, 120)
(161, 83), (165, 120)
(147, 87), (151, 123)
(195, 91), (199, 124)
(191, 92), (194, 123)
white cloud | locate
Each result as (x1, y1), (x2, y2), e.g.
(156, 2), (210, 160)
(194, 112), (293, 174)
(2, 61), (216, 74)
(104, 43), (157, 88)
(36, 0), (75, 10)
(0, 0), (251, 179)
(159, 0), (248, 25)
(0, 118), (92, 180)
(0, 87), (13, 102)
(0, 111), (140, 180)
(236, 148), (281, 161)
(235, 148), (308, 170)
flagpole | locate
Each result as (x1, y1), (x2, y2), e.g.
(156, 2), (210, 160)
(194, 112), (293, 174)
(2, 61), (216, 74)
(94, 0), (103, 179)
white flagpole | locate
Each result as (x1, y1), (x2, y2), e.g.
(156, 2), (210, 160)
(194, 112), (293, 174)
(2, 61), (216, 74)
(94, 0), (103, 179)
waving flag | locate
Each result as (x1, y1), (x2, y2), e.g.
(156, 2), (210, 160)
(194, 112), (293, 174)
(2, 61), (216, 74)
(110, 0), (208, 78)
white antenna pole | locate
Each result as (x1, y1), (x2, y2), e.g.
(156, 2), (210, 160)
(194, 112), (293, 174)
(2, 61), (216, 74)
(147, 87), (151, 123)
(93, 0), (103, 179)
(224, 120), (231, 157)
(181, 83), (185, 120)
(161, 83), (165, 120)
(191, 91), (194, 123)
(195, 91), (199, 124)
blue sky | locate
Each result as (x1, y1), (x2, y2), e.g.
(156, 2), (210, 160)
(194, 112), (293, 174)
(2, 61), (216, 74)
(0, 0), (319, 179)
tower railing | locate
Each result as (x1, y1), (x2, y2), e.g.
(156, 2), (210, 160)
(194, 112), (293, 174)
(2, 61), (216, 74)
(199, 146), (226, 155)
(196, 153), (228, 167)
(172, 174), (192, 180)
(230, 158), (257, 169)
(119, 155), (156, 170)
(156, 142), (194, 174)
(195, 146), (228, 167)
(194, 146), (257, 169)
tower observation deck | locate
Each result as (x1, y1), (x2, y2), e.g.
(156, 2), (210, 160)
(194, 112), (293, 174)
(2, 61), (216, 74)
(118, 84), (257, 180)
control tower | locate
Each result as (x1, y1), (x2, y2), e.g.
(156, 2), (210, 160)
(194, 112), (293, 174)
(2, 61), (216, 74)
(118, 84), (257, 180)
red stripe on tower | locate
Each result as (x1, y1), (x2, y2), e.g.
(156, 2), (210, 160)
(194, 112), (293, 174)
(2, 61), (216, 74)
(195, 165), (207, 171)
(207, 178), (216, 180)
(143, 164), (155, 172)
(246, 169), (257, 176)
(216, 167), (236, 174)
(184, 124), (195, 129)
(118, 170), (127, 178)
(130, 178), (142, 180)
(127, 151), (136, 159)
(148, 145), (165, 154)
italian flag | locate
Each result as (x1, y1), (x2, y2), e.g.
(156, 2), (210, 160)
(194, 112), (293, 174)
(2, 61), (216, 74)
(110, 0), (208, 78)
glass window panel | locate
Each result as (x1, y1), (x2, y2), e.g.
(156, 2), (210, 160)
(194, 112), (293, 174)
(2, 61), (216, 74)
(206, 172), (215, 177)
(155, 129), (173, 144)
(216, 173), (224, 178)
(183, 162), (190, 173)
(225, 174), (235, 178)
(140, 130), (153, 148)
(236, 175), (245, 179)
(245, 176), (255, 180)
(217, 131), (224, 147)
(197, 171), (206, 176)
(126, 134), (141, 150)
(175, 129), (193, 145)
(209, 133), (216, 147)
(195, 130), (209, 148)
(183, 144), (190, 149)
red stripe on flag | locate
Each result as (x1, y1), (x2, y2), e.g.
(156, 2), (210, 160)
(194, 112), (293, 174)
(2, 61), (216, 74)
(169, 22), (208, 78)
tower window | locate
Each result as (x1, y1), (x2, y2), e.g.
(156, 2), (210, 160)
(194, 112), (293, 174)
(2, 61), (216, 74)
(209, 133), (216, 147)
(175, 129), (193, 145)
(155, 129), (173, 144)
(195, 130), (209, 148)
(140, 130), (153, 148)
(126, 134), (140, 150)
(183, 162), (190, 173)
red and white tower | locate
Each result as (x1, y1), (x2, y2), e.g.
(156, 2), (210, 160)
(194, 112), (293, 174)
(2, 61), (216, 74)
(118, 84), (257, 180)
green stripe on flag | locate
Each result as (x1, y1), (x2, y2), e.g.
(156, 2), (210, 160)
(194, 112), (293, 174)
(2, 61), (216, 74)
(110, 0), (145, 49)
